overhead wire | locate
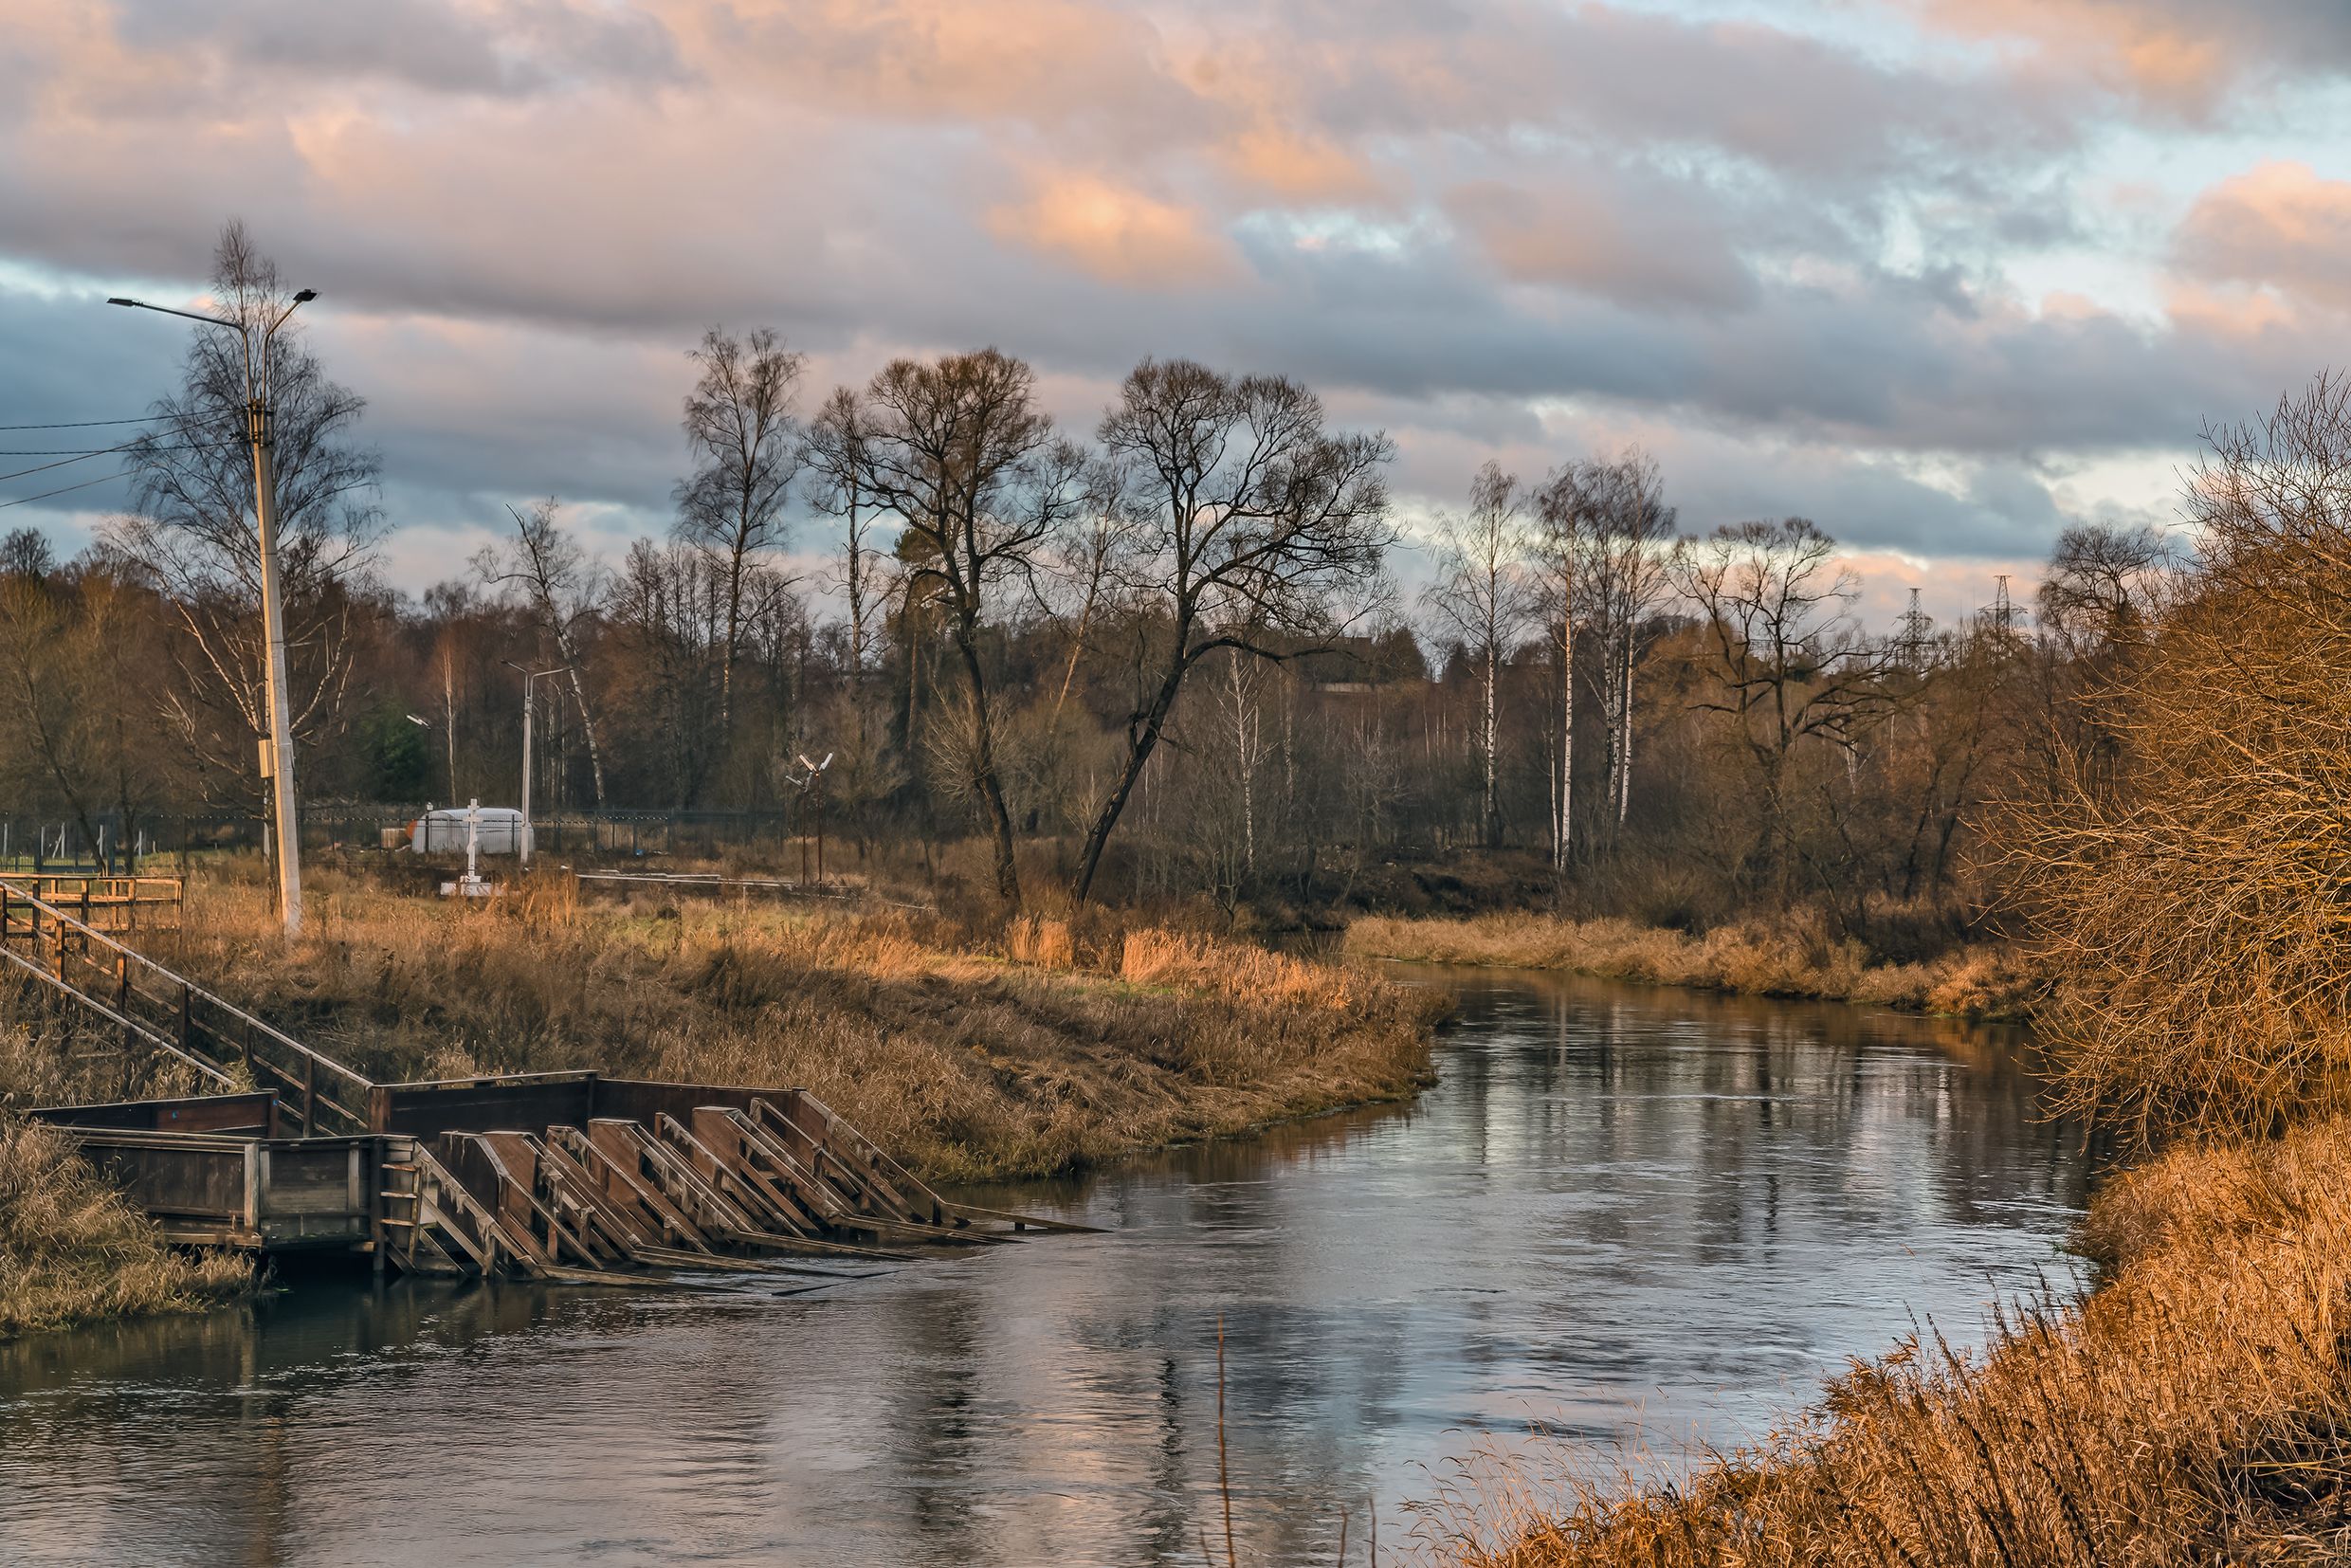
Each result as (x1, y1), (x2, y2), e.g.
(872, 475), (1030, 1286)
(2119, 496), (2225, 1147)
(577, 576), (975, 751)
(0, 435), (242, 507)
(0, 414), (171, 431)
(0, 438), (237, 485)
(0, 472), (136, 511)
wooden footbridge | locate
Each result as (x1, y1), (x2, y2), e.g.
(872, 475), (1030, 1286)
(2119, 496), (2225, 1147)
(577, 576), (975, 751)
(3, 878), (1086, 1284)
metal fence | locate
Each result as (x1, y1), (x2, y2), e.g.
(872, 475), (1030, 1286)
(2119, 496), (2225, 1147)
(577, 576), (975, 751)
(0, 806), (802, 872)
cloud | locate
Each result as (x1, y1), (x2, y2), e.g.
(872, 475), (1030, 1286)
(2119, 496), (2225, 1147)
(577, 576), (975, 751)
(1, 0), (2343, 603)
(2174, 161), (2351, 313)
(1444, 171), (1757, 312)
(989, 171), (1239, 288)
(1905, 0), (2351, 117)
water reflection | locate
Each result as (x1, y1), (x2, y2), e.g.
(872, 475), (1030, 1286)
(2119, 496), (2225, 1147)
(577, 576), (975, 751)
(0, 968), (2093, 1566)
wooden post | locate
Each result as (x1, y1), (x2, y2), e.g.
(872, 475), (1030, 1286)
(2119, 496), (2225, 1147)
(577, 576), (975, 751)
(302, 1050), (318, 1138)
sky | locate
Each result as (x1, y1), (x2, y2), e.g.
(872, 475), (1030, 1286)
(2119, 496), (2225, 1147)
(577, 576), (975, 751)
(5, 0), (2351, 630)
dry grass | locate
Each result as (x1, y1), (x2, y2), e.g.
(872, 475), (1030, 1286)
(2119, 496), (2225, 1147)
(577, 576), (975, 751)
(0, 1111), (251, 1340)
(1423, 1118), (2351, 1566)
(1344, 912), (2039, 1019)
(150, 869), (1444, 1184)
(0, 974), (217, 1111)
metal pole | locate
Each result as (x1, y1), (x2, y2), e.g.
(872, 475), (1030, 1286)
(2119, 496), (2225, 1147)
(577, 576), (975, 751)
(252, 396), (303, 938)
(108, 289), (314, 940)
(519, 673), (534, 869)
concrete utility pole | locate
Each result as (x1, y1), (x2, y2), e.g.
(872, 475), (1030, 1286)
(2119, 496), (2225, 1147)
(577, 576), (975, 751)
(502, 661), (569, 869)
(110, 286), (317, 939)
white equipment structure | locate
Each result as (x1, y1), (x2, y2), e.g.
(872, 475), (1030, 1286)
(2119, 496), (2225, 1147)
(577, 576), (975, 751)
(412, 801), (517, 899)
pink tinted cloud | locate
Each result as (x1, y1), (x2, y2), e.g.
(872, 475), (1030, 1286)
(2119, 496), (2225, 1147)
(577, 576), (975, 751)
(2174, 161), (2351, 315)
(1901, 0), (2330, 118)
(987, 170), (1239, 288)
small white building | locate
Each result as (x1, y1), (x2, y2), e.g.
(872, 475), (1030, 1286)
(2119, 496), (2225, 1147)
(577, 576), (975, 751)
(408, 806), (532, 857)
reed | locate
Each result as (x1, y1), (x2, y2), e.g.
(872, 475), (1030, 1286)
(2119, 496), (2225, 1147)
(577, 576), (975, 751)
(1344, 912), (2037, 1018)
(1421, 1118), (2351, 1565)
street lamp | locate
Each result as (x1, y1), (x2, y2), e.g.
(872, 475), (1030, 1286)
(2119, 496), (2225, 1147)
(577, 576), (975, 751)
(501, 660), (569, 869)
(109, 286), (316, 939)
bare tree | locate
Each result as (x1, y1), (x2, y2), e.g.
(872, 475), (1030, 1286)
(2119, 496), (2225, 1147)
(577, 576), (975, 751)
(475, 497), (611, 808)
(1070, 358), (1394, 903)
(1669, 518), (1898, 893)
(675, 326), (804, 739)
(1423, 462), (1536, 848)
(605, 538), (727, 808)
(111, 222), (381, 807)
(2035, 522), (2177, 655)
(804, 388), (902, 858)
(1, 528), (53, 579)
(809, 349), (1085, 907)
(1587, 449), (1675, 830)
(1532, 462), (1601, 868)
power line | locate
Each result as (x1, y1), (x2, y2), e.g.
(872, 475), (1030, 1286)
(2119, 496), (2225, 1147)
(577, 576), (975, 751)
(0, 439), (238, 486)
(0, 414), (170, 431)
(0, 471), (131, 512)
(0, 440), (235, 458)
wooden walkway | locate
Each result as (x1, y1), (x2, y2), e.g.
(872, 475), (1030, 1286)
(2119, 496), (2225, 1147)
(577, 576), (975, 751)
(8, 882), (1086, 1282)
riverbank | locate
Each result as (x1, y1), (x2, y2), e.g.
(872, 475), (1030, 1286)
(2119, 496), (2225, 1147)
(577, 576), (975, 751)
(1433, 1118), (2351, 1565)
(1344, 912), (2038, 1018)
(141, 872), (1445, 1184)
(0, 1112), (250, 1340)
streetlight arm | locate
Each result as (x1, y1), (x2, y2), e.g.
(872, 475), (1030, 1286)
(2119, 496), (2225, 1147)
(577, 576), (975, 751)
(107, 297), (237, 330)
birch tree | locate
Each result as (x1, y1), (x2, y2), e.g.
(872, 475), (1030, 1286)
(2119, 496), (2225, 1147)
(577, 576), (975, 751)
(675, 326), (804, 740)
(111, 222), (381, 808)
(475, 497), (610, 807)
(1423, 462), (1535, 848)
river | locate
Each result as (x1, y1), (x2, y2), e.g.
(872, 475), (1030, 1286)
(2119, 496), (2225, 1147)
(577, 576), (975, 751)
(0, 965), (2093, 1566)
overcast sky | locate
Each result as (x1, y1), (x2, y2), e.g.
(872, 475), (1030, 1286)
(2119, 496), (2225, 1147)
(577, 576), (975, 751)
(6, 0), (2350, 628)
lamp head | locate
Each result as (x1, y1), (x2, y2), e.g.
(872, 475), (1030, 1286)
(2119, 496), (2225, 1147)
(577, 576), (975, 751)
(292, 289), (318, 304)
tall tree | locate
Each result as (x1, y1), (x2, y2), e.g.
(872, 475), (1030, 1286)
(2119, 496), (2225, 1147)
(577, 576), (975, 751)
(675, 326), (804, 740)
(1669, 518), (1898, 894)
(809, 349), (1084, 906)
(1424, 462), (1535, 849)
(1070, 358), (1393, 903)
(111, 222), (382, 808)
(476, 497), (611, 808)
(1585, 449), (1675, 830)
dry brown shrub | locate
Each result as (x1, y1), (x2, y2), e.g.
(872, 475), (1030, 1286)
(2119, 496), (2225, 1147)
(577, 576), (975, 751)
(0, 1113), (250, 1340)
(1424, 1117), (2351, 1566)
(2008, 377), (2351, 1143)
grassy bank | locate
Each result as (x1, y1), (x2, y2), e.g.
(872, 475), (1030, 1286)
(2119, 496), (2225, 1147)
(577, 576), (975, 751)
(1431, 1118), (2351, 1565)
(142, 870), (1444, 1184)
(1345, 912), (2038, 1018)
(0, 1111), (251, 1340)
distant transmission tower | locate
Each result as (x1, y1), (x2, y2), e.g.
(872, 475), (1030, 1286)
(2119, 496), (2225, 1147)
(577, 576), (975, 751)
(1991, 574), (2016, 637)
(1897, 587), (1933, 673)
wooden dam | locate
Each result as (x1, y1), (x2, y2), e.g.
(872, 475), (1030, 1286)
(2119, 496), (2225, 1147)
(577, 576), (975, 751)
(2, 876), (1084, 1284)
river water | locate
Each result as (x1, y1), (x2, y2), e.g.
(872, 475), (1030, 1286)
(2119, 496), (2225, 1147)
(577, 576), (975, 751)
(0, 966), (2093, 1566)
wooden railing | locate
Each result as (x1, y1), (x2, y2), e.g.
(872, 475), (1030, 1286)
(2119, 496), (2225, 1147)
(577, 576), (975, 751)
(0, 880), (370, 1134)
(5, 875), (183, 934)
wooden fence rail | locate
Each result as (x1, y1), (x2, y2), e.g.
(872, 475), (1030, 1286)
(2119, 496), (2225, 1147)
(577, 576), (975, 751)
(0, 879), (369, 1134)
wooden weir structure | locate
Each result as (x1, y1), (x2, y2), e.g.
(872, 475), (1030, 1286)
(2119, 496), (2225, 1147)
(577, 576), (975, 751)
(3, 879), (1087, 1284)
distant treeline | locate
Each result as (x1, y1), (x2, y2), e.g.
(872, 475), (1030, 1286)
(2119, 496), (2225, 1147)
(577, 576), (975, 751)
(0, 225), (2158, 931)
